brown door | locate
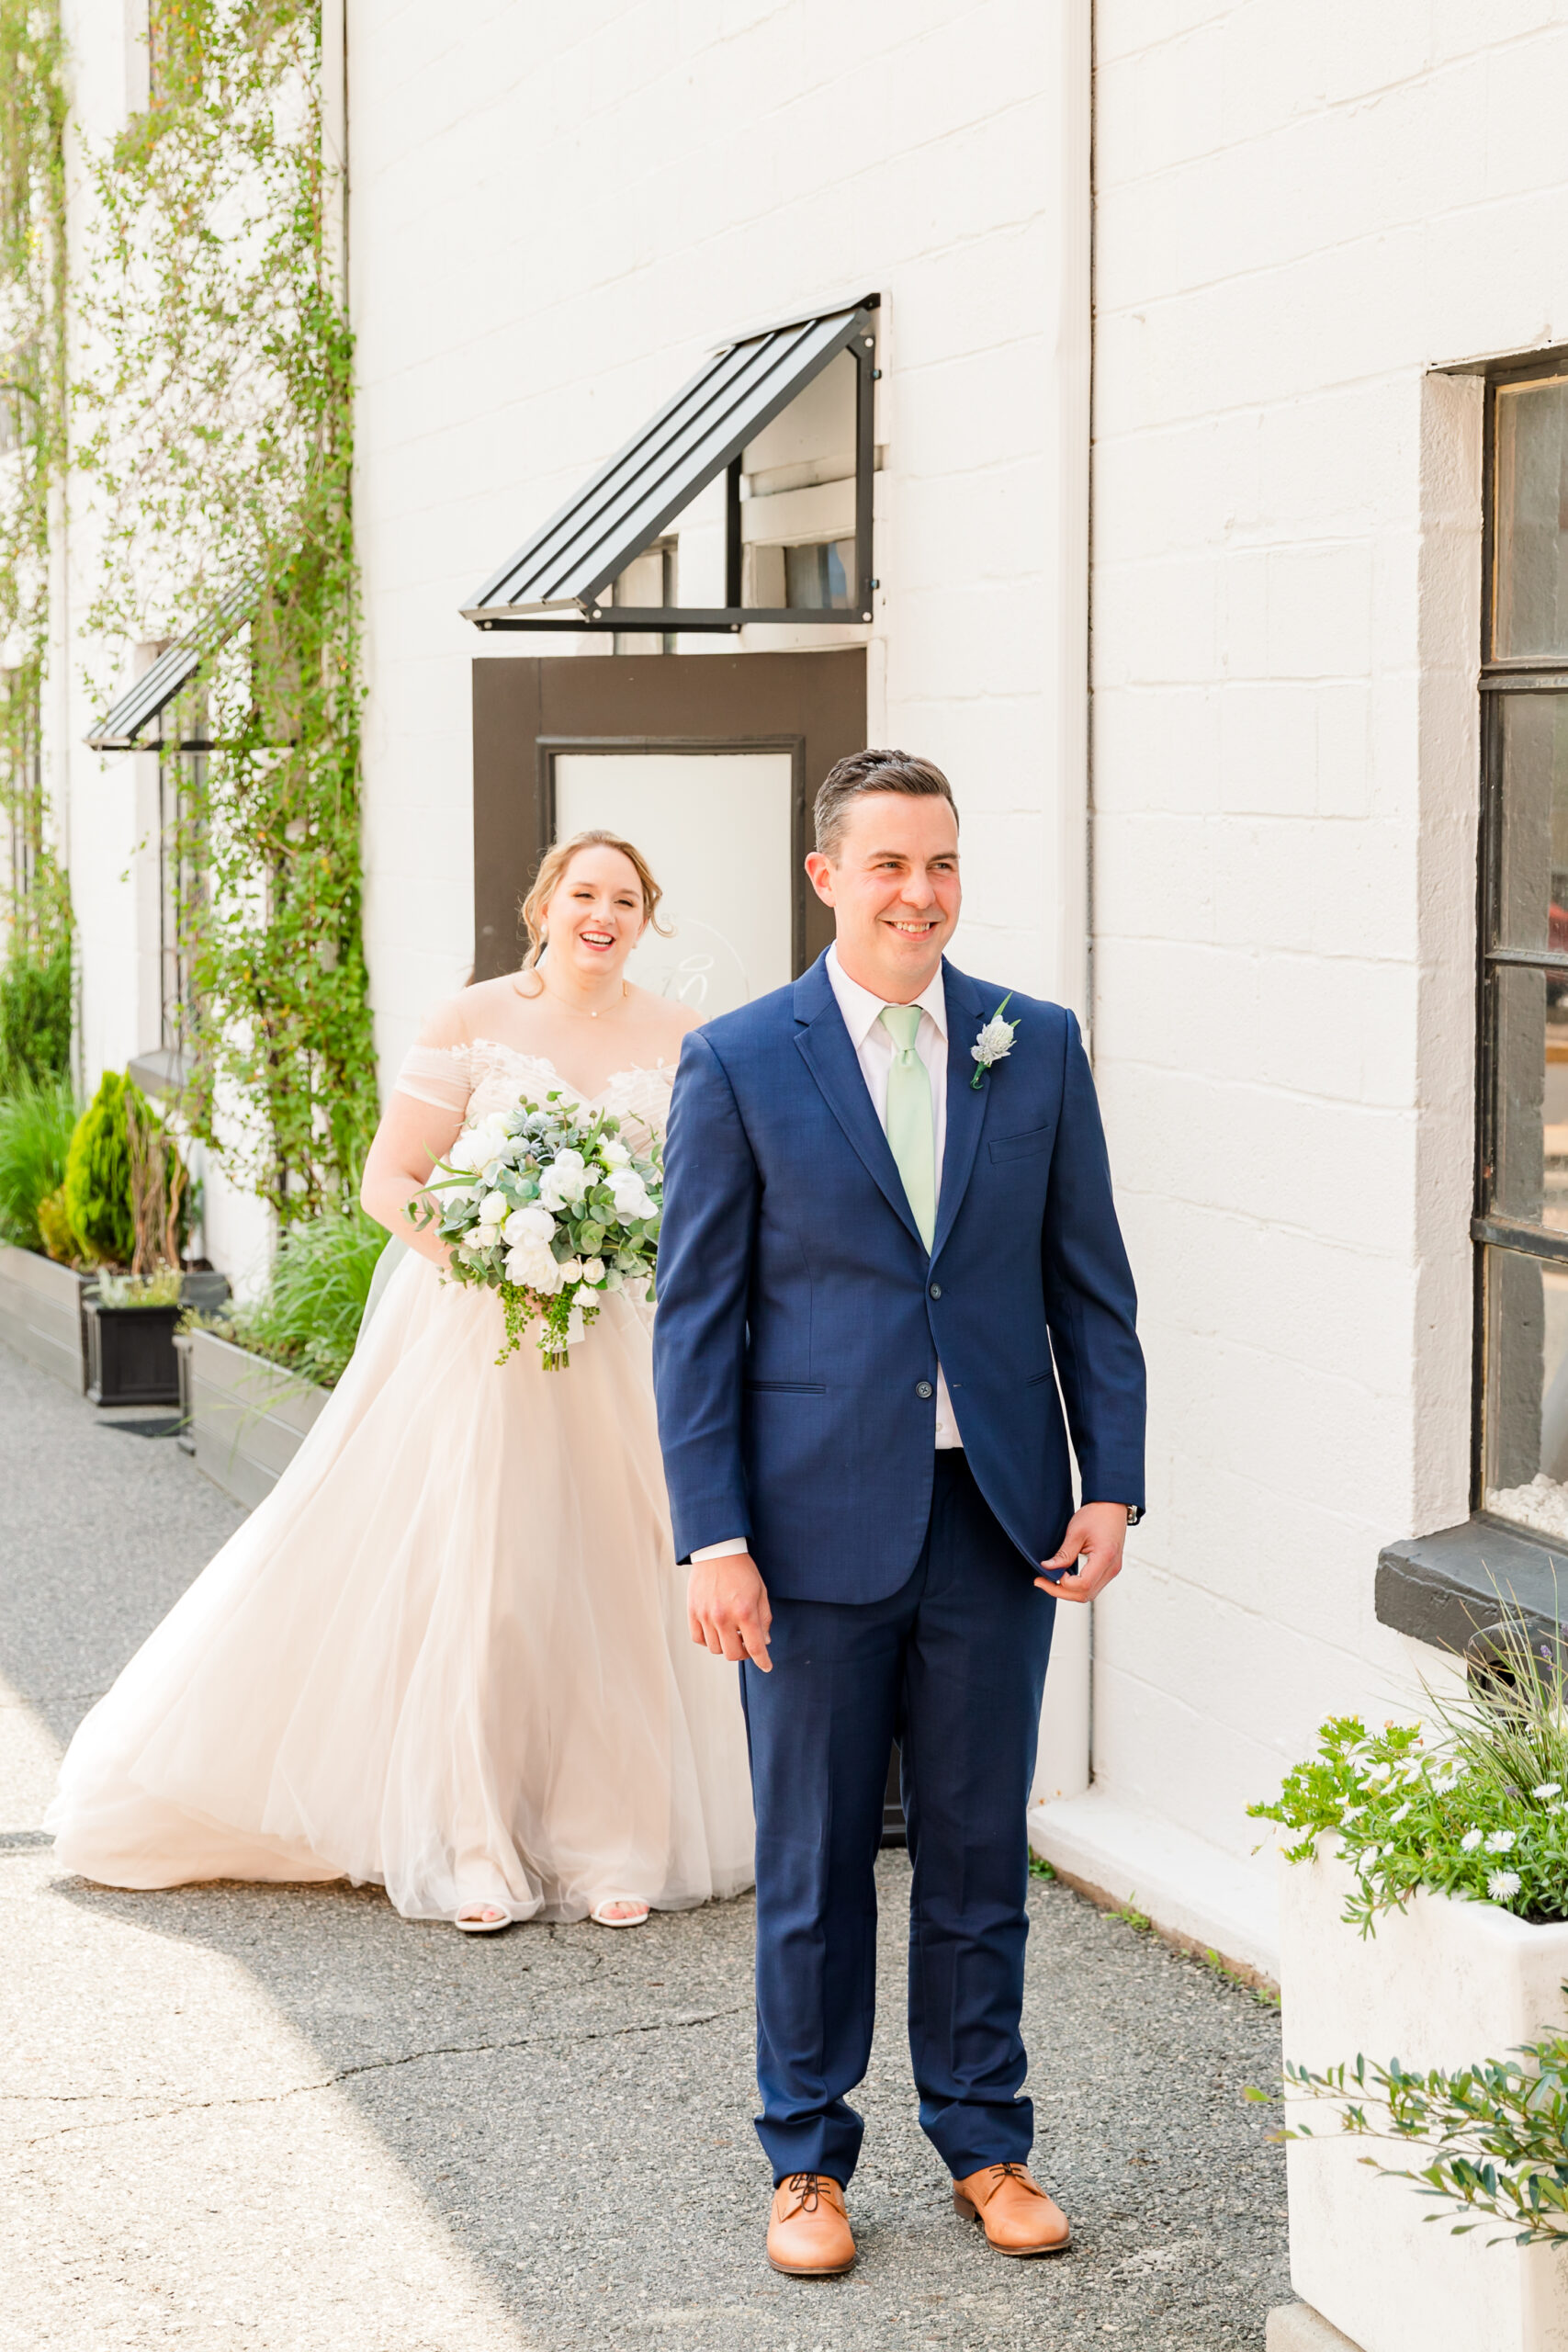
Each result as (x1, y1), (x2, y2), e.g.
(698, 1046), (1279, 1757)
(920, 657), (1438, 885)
(471, 648), (866, 995)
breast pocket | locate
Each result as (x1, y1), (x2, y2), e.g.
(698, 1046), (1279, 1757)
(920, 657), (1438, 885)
(988, 1124), (1055, 1165)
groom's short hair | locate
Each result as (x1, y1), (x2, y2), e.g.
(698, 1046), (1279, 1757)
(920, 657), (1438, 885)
(814, 749), (958, 860)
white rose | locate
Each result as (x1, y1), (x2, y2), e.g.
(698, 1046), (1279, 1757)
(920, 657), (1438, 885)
(554, 1147), (586, 1170)
(609, 1170), (655, 1220)
(505, 1239), (563, 1294)
(599, 1139), (632, 1168)
(538, 1160), (589, 1210)
(502, 1204), (556, 1246)
(581, 1257), (605, 1284)
(557, 1256), (582, 1284)
(477, 1190), (509, 1227)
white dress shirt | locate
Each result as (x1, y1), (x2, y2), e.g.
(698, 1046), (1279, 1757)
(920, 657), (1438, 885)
(691, 944), (961, 1566)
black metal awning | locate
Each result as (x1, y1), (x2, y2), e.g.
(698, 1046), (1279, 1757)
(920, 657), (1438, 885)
(85, 580), (255, 751)
(463, 296), (878, 635)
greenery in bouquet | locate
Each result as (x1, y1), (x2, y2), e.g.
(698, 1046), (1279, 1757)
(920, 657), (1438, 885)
(421, 1092), (662, 1368)
(1249, 1610), (1568, 1931)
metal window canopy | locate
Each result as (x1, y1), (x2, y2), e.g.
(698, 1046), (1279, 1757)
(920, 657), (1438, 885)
(85, 579), (255, 752)
(462, 297), (880, 636)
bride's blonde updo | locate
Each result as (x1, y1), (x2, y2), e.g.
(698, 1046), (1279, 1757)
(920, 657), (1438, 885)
(517, 828), (672, 990)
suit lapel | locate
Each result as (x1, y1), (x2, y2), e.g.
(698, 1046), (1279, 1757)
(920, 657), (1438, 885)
(931, 961), (987, 1264)
(793, 956), (925, 1252)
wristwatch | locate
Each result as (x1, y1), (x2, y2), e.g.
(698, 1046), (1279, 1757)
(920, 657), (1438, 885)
(1125, 1506), (1144, 1528)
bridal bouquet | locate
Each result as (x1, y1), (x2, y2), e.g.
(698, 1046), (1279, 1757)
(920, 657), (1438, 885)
(417, 1093), (663, 1368)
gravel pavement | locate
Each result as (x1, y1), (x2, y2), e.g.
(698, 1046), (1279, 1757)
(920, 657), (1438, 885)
(0, 1338), (1289, 2350)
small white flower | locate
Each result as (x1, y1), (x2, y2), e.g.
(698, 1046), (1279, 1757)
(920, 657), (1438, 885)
(581, 1257), (606, 1285)
(1461, 1828), (1484, 1851)
(1534, 1783), (1562, 1801)
(1389, 1803), (1412, 1825)
(1484, 1829), (1517, 1854)
(599, 1139), (632, 1168)
(1365, 1760), (1394, 1786)
(1431, 1770), (1461, 1794)
(558, 1256), (583, 1285)
(1488, 1870), (1522, 1900)
(1340, 1804), (1366, 1823)
(477, 1190), (509, 1228)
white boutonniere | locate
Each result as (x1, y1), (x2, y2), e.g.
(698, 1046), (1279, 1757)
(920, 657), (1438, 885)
(969, 995), (1018, 1090)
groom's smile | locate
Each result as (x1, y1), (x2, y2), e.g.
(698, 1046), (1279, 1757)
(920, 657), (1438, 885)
(805, 789), (962, 1004)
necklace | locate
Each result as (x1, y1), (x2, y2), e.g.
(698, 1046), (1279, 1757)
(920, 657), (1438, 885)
(517, 972), (629, 1021)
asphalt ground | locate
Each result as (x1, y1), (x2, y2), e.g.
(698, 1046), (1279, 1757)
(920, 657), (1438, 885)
(0, 1337), (1289, 2351)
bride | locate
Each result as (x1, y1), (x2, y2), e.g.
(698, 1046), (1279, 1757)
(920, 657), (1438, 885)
(47, 829), (754, 1932)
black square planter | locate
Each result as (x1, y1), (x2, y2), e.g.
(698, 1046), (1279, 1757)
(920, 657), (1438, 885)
(83, 1297), (183, 1407)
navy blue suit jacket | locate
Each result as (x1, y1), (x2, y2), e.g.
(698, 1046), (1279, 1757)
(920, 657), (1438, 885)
(652, 953), (1145, 1605)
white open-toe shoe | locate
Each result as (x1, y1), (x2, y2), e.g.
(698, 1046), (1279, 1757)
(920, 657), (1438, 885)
(590, 1899), (650, 1929)
(453, 1905), (511, 1935)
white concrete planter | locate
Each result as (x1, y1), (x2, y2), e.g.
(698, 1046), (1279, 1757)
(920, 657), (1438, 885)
(0, 1243), (92, 1392)
(175, 1326), (330, 1510)
(1280, 1847), (1568, 2352)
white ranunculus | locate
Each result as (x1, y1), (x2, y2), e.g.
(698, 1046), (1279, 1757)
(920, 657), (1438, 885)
(477, 1190), (510, 1227)
(446, 1133), (489, 1173)
(581, 1257), (605, 1284)
(599, 1138), (632, 1168)
(502, 1204), (556, 1246)
(505, 1239), (563, 1295)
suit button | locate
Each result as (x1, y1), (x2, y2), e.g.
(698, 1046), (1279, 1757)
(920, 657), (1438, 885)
(929, 1283), (942, 1299)
(916, 1380), (933, 1399)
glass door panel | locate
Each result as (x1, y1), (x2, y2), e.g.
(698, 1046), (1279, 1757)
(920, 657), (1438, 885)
(554, 751), (795, 1021)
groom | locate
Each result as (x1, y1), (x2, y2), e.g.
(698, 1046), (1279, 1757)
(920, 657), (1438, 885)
(652, 749), (1145, 2275)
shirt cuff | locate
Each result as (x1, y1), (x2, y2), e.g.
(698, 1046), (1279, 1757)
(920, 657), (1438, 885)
(690, 1537), (750, 1562)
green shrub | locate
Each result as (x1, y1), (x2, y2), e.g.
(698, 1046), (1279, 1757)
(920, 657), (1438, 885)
(0, 943), (72, 1091)
(0, 1076), (81, 1251)
(62, 1070), (135, 1266)
(223, 1204), (387, 1387)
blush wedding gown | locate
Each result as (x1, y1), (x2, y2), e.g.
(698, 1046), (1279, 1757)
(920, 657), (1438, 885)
(47, 1042), (754, 1924)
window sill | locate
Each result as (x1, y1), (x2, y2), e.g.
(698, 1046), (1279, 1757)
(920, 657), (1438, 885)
(127, 1048), (194, 1102)
(1376, 1514), (1568, 1655)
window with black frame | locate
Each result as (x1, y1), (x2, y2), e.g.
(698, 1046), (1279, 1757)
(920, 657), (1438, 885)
(1478, 367), (1568, 1543)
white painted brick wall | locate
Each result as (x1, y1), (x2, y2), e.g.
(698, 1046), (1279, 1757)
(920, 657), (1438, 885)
(1089, 6), (1562, 1883)
(346, 0), (1090, 1073)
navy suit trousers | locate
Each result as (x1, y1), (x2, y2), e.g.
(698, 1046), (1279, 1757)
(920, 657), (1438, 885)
(739, 1452), (1056, 2186)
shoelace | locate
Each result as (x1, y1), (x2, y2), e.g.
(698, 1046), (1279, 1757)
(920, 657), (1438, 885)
(979, 2161), (1043, 2202)
(784, 2172), (833, 2212)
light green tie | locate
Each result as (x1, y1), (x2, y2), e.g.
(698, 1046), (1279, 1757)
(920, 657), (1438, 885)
(879, 1004), (936, 1251)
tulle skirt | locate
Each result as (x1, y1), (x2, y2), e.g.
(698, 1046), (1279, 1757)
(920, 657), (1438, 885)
(46, 1250), (755, 1922)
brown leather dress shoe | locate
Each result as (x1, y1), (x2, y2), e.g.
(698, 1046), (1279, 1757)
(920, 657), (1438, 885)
(766, 2172), (856, 2277)
(952, 2162), (1071, 2256)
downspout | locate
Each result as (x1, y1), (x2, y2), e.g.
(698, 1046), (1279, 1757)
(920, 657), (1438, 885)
(1032, 0), (1095, 1806)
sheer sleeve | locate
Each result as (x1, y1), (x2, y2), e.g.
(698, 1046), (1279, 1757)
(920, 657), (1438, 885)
(392, 1044), (473, 1115)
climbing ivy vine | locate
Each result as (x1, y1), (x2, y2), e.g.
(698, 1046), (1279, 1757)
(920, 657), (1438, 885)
(77, 0), (376, 1215)
(0, 0), (71, 1039)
